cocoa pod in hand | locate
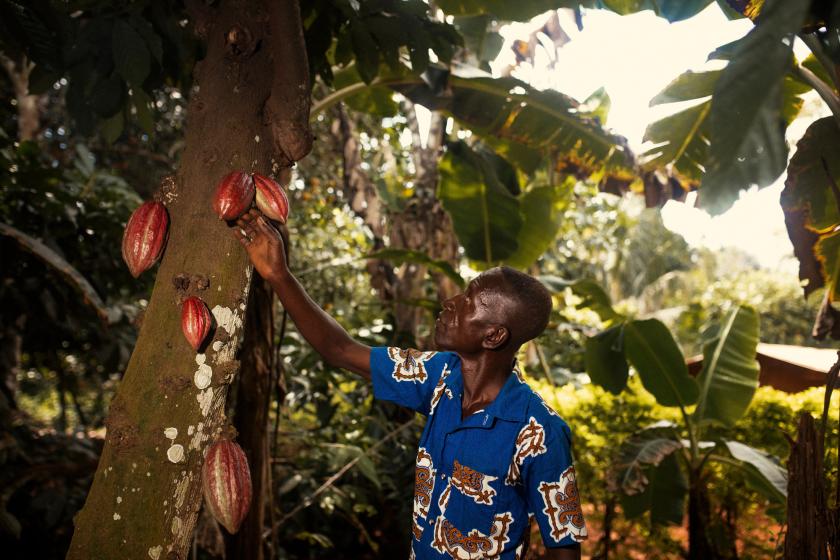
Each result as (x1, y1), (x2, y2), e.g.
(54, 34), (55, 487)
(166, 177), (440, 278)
(181, 296), (212, 351)
(122, 200), (169, 278)
(212, 171), (255, 220)
(202, 438), (252, 534)
(253, 173), (290, 223)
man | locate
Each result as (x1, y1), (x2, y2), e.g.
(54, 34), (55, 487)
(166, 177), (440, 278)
(235, 209), (587, 559)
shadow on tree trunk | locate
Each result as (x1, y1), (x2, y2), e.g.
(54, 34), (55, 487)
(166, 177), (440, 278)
(225, 274), (278, 560)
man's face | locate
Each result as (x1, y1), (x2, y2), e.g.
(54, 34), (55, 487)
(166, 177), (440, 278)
(434, 270), (511, 353)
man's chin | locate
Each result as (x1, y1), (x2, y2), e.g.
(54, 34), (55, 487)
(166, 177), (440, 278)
(433, 330), (450, 351)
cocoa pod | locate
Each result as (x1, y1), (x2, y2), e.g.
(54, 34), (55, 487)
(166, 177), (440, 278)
(181, 296), (212, 351)
(253, 173), (289, 223)
(121, 201), (169, 278)
(212, 171), (255, 220)
(202, 438), (252, 534)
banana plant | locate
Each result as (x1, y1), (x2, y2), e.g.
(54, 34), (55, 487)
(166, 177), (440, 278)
(542, 276), (785, 557)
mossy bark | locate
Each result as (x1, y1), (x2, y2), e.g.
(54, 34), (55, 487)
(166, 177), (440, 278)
(68, 1), (309, 557)
(226, 275), (276, 560)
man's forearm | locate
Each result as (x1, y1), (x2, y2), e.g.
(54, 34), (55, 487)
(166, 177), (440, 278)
(266, 269), (371, 379)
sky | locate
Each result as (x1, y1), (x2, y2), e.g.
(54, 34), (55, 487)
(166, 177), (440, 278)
(488, 3), (831, 273)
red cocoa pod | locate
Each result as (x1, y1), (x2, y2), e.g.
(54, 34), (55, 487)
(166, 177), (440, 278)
(253, 173), (289, 223)
(202, 438), (252, 534)
(121, 201), (169, 278)
(212, 171), (255, 220)
(181, 296), (212, 351)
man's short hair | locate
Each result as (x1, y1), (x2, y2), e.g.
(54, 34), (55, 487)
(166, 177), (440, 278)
(495, 266), (553, 345)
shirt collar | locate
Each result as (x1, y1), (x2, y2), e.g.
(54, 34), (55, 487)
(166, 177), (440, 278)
(444, 360), (530, 423)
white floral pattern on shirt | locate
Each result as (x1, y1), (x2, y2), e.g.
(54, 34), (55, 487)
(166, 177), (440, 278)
(387, 347), (437, 383)
(505, 417), (547, 486)
(412, 447), (436, 541)
(429, 363), (453, 415)
(431, 511), (514, 560)
(538, 465), (587, 543)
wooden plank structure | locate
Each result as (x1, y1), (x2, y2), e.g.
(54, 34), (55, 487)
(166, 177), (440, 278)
(686, 342), (835, 393)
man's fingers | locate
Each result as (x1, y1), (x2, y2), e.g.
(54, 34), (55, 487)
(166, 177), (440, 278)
(255, 215), (280, 237)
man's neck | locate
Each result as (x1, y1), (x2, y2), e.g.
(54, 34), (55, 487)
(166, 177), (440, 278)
(458, 350), (515, 419)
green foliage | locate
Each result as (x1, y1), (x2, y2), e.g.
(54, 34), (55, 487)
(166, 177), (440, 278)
(503, 180), (572, 269)
(397, 71), (635, 181)
(537, 378), (838, 555)
(366, 248), (465, 288)
(0, 1), (200, 139)
(649, 264), (832, 356)
(702, 0), (809, 214)
(619, 449), (687, 525)
(264, 155), (425, 556)
(780, 117), (840, 303)
(624, 318), (700, 407)
(642, 69), (807, 191)
(584, 325), (628, 393)
(302, 0), (461, 84)
(0, 135), (146, 430)
(437, 140), (523, 262)
(693, 306), (760, 427)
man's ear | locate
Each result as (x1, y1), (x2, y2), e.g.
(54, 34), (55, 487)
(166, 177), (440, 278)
(482, 325), (510, 350)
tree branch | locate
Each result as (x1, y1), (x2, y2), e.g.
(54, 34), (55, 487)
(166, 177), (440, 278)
(792, 64), (840, 130)
(799, 33), (840, 91)
(0, 222), (109, 324)
(264, 0), (312, 167)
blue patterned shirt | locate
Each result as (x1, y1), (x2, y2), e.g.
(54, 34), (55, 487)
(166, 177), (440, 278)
(371, 347), (588, 560)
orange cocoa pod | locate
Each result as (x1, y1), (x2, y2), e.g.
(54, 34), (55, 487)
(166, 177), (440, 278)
(121, 200), (169, 278)
(212, 171), (255, 220)
(202, 438), (252, 534)
(253, 173), (289, 223)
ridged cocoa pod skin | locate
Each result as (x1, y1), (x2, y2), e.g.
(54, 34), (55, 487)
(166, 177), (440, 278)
(212, 171), (255, 220)
(121, 201), (169, 278)
(202, 438), (252, 534)
(253, 173), (289, 223)
(181, 296), (212, 351)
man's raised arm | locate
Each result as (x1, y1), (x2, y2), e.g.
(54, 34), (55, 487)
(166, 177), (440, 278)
(234, 209), (371, 379)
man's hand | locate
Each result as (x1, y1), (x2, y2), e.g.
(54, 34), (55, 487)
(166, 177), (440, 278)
(235, 209), (288, 282)
(232, 207), (372, 379)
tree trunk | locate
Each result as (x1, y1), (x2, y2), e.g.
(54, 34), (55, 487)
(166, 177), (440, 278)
(225, 275), (276, 560)
(687, 469), (715, 560)
(391, 105), (460, 344)
(784, 412), (829, 560)
(0, 320), (23, 413)
(593, 495), (615, 560)
(330, 103), (459, 345)
(68, 1), (310, 557)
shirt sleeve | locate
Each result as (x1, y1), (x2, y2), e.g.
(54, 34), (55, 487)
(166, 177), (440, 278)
(370, 347), (455, 415)
(522, 419), (588, 548)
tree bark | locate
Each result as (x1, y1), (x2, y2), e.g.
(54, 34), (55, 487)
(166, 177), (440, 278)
(225, 275), (276, 560)
(784, 412), (829, 560)
(687, 469), (715, 560)
(68, 1), (310, 557)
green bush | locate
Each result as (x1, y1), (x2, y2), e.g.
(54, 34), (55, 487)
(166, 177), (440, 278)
(529, 375), (839, 558)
